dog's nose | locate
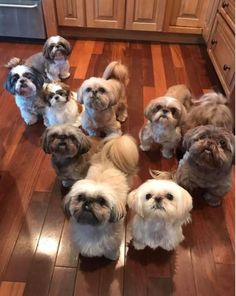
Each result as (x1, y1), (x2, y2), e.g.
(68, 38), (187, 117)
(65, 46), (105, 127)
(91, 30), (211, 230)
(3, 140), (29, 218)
(155, 196), (162, 203)
(162, 109), (169, 114)
(83, 201), (92, 211)
(19, 78), (26, 84)
(54, 95), (60, 100)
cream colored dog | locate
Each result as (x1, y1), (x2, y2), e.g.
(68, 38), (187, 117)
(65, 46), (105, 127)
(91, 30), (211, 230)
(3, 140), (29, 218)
(128, 179), (192, 251)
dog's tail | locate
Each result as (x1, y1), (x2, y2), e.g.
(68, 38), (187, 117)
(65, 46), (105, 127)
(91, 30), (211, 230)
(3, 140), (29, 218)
(193, 92), (229, 106)
(5, 57), (25, 69)
(100, 134), (139, 176)
(102, 61), (129, 86)
(149, 168), (176, 181)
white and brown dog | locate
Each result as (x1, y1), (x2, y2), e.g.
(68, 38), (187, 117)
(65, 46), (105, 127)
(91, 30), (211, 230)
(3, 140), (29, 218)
(42, 82), (82, 127)
(6, 35), (71, 82)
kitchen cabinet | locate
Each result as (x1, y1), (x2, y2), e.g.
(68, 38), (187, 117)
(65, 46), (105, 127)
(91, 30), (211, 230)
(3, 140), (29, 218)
(55, 0), (85, 26)
(164, 0), (211, 33)
(125, 0), (166, 31)
(207, 0), (235, 98)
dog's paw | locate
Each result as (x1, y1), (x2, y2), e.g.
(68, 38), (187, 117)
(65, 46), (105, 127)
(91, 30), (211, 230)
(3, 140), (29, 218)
(161, 149), (174, 159)
(60, 72), (70, 79)
(139, 144), (150, 151)
(133, 240), (145, 250)
(25, 115), (38, 125)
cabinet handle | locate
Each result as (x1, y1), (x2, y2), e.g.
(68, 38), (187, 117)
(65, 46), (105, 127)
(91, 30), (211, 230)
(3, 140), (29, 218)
(211, 39), (218, 45)
(222, 1), (229, 8)
(223, 64), (230, 71)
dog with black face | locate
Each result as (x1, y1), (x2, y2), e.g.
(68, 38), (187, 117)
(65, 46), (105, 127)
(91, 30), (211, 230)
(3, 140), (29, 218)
(151, 125), (235, 207)
(139, 84), (190, 158)
(6, 36), (71, 82)
(42, 82), (81, 127)
(64, 134), (139, 260)
(4, 64), (45, 125)
(41, 124), (99, 187)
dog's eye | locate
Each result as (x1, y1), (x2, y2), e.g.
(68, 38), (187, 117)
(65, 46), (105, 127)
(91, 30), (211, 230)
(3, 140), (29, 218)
(199, 134), (207, 140)
(219, 139), (226, 148)
(77, 194), (86, 202)
(57, 90), (66, 96)
(146, 193), (152, 200)
(170, 108), (176, 115)
(23, 73), (32, 79)
(49, 93), (54, 99)
(155, 105), (161, 112)
(85, 87), (92, 93)
(12, 74), (19, 83)
(166, 193), (174, 200)
(98, 87), (105, 94)
(97, 196), (106, 206)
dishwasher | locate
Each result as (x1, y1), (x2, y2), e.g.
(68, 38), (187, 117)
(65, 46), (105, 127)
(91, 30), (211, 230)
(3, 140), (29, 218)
(0, 0), (46, 39)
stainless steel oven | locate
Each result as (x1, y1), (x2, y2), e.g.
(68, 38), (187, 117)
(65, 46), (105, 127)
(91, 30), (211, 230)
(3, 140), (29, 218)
(0, 0), (46, 39)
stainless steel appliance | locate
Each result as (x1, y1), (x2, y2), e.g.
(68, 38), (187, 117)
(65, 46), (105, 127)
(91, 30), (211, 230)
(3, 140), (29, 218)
(0, 0), (46, 39)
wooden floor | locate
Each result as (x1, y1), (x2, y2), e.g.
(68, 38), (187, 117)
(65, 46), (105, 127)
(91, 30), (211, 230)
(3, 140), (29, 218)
(0, 39), (234, 296)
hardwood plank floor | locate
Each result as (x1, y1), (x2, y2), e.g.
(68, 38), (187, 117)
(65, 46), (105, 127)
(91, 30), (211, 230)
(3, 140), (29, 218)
(0, 39), (234, 296)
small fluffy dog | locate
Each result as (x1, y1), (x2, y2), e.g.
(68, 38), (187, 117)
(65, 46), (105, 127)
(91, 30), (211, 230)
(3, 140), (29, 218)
(7, 35), (71, 82)
(151, 125), (235, 207)
(42, 82), (82, 127)
(64, 134), (139, 260)
(139, 84), (191, 158)
(41, 124), (99, 187)
(4, 64), (45, 125)
(77, 61), (129, 136)
(128, 179), (192, 251)
(183, 92), (233, 133)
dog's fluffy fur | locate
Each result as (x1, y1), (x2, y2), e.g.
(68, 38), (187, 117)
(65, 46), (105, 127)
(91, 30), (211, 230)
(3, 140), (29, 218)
(6, 36), (71, 82)
(183, 92), (233, 133)
(139, 84), (190, 158)
(42, 82), (81, 127)
(151, 125), (235, 207)
(77, 61), (129, 136)
(41, 124), (100, 187)
(64, 134), (139, 260)
(4, 64), (45, 125)
(128, 179), (192, 251)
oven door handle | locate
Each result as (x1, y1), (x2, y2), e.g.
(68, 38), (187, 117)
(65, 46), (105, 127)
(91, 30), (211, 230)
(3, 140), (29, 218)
(0, 2), (38, 9)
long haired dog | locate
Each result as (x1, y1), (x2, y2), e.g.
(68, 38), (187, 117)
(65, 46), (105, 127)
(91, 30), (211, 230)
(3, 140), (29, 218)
(42, 82), (82, 127)
(151, 125), (235, 207)
(4, 64), (45, 125)
(183, 92), (233, 133)
(64, 134), (139, 260)
(128, 179), (192, 251)
(41, 124), (99, 187)
(6, 36), (71, 82)
(77, 61), (129, 137)
(139, 84), (190, 158)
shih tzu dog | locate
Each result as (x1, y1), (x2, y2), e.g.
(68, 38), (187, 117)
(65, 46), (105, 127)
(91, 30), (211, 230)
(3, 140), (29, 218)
(139, 84), (190, 158)
(127, 179), (192, 251)
(64, 134), (139, 260)
(151, 125), (235, 207)
(77, 61), (129, 136)
(6, 35), (71, 82)
(183, 92), (233, 133)
(41, 124), (99, 187)
(4, 64), (45, 125)
(42, 82), (82, 127)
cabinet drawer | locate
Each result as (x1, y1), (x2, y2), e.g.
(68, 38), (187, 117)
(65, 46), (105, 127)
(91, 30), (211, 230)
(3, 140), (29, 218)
(218, 0), (234, 32)
(208, 13), (235, 96)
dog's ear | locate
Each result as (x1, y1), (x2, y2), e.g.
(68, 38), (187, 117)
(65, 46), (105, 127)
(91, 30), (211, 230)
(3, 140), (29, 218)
(75, 129), (91, 154)
(179, 104), (187, 126)
(144, 100), (156, 121)
(182, 126), (201, 152)
(77, 87), (84, 104)
(176, 187), (193, 223)
(41, 128), (51, 154)
(42, 39), (51, 59)
(63, 195), (72, 218)
(4, 72), (15, 94)
(109, 203), (126, 223)
(62, 38), (71, 56)
(127, 189), (144, 217)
